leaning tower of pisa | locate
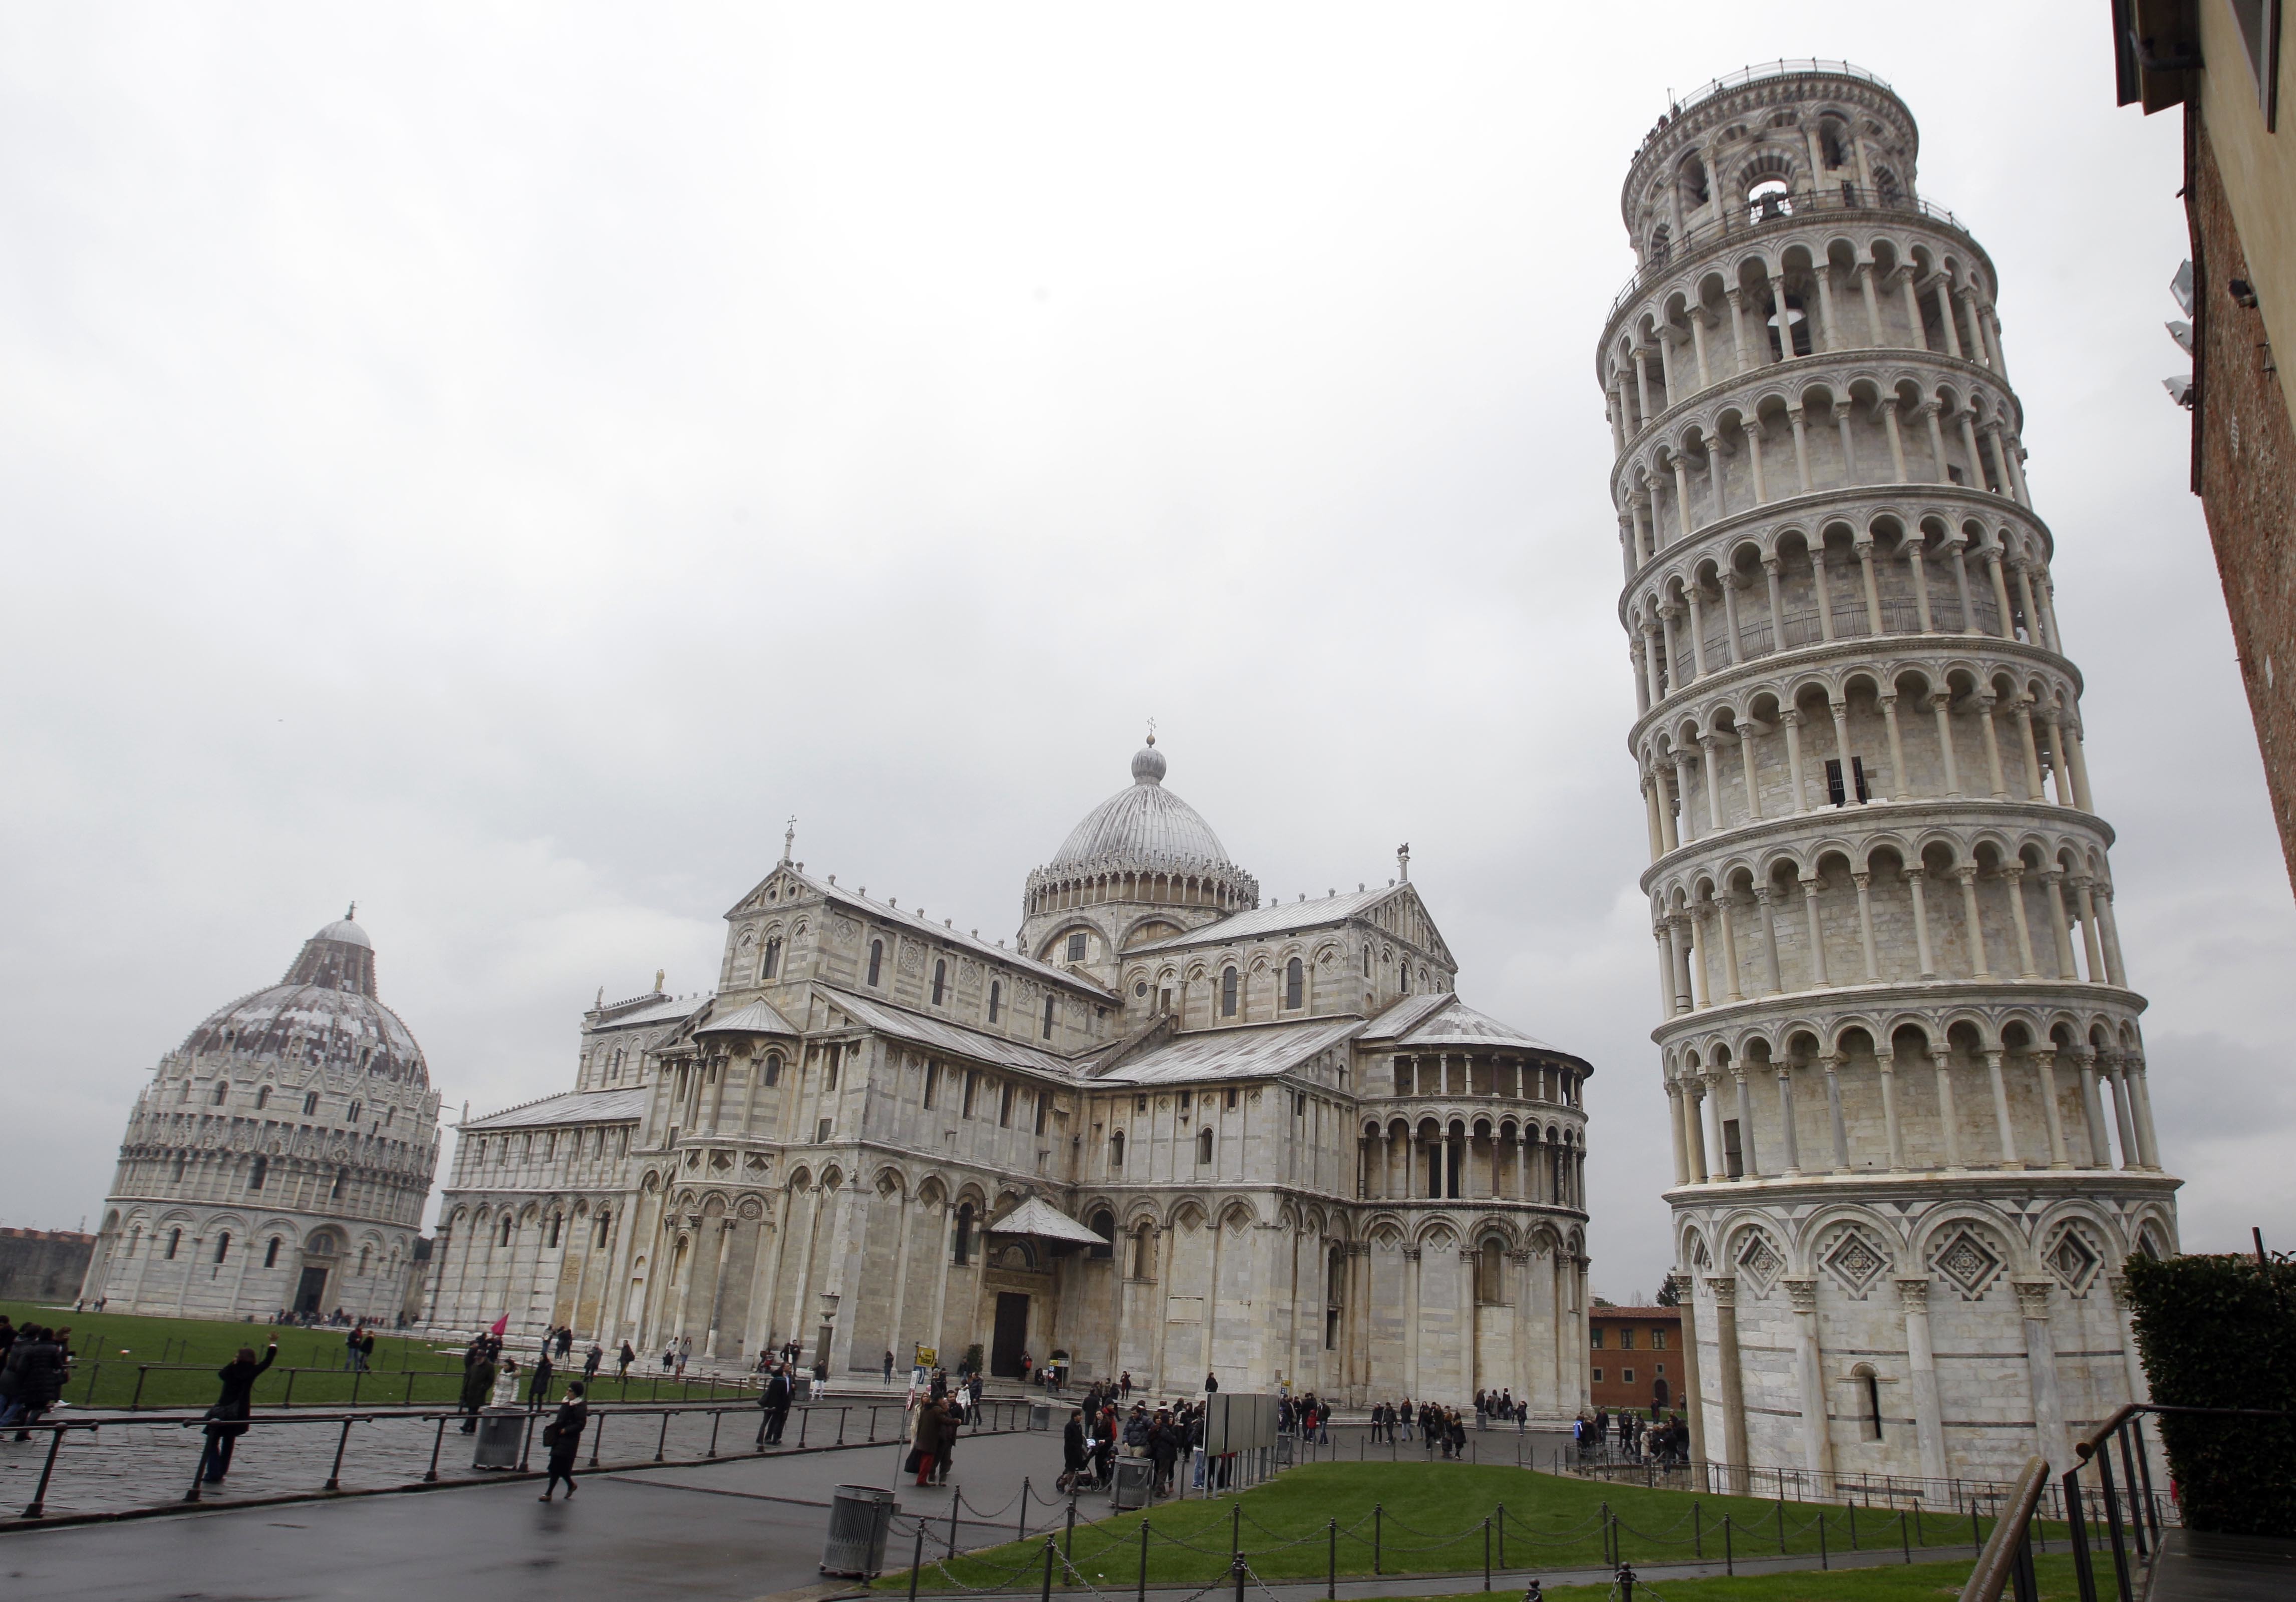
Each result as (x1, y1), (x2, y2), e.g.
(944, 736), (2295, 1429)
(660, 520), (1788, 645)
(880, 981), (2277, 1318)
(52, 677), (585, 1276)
(1598, 63), (2179, 1487)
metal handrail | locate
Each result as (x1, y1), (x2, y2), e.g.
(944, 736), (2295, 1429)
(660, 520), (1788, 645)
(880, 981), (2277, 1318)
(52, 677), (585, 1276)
(1602, 188), (1977, 332)
(1957, 1457), (2050, 1602)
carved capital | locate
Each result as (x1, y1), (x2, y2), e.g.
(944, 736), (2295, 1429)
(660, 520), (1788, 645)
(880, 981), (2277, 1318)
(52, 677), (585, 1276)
(1785, 1277), (1819, 1314)
(1706, 1274), (1738, 1309)
(1895, 1276), (1931, 1312)
(2012, 1278), (2055, 1320)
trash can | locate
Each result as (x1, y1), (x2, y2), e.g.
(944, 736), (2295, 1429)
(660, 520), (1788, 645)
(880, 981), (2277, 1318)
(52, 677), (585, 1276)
(792, 1372), (813, 1403)
(1110, 1456), (1154, 1511)
(1029, 1402), (1052, 1431)
(821, 1484), (898, 1577)
(1276, 1434), (1294, 1466)
(472, 1406), (526, 1470)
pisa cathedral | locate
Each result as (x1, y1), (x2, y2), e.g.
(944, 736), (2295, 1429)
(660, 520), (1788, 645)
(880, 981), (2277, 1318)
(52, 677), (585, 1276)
(1601, 63), (2176, 1482)
(426, 741), (1596, 1411)
(80, 913), (442, 1321)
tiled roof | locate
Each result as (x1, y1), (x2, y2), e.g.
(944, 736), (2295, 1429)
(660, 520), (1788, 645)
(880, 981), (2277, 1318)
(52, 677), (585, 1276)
(1093, 1017), (1365, 1086)
(463, 1086), (651, 1131)
(695, 998), (801, 1037)
(1125, 887), (1398, 953)
(820, 987), (1079, 1077)
(771, 870), (1108, 996)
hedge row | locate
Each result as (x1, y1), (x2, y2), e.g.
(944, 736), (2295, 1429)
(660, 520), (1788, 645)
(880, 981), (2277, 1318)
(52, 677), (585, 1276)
(2123, 1252), (2296, 1536)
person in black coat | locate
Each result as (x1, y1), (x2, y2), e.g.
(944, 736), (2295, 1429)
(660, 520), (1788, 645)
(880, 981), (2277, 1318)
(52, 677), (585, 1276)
(198, 1340), (278, 1481)
(1, 1326), (68, 1438)
(757, 1364), (792, 1446)
(1058, 1408), (1087, 1492)
(528, 1351), (555, 1412)
(537, 1382), (588, 1501)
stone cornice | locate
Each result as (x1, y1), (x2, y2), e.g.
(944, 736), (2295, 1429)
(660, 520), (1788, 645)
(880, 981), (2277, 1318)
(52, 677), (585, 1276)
(1635, 794), (2117, 891)
(1647, 973), (2148, 1049)
(1662, 1167), (2181, 1206)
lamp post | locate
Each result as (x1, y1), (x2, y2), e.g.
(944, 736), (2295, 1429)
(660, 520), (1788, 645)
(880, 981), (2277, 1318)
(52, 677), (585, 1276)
(816, 1288), (840, 1378)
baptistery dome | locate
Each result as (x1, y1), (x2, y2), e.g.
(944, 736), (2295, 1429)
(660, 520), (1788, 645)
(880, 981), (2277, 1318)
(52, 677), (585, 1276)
(80, 909), (443, 1322)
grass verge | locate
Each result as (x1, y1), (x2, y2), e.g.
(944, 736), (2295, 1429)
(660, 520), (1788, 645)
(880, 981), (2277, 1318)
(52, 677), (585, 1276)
(879, 1461), (2067, 1591)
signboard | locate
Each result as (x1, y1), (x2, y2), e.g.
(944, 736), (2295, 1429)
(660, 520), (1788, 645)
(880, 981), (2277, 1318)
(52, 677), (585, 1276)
(914, 1344), (938, 1368)
(1199, 1393), (1278, 1455)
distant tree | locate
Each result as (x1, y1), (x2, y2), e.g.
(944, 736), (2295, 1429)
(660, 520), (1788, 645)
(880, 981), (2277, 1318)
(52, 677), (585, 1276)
(1591, 1295), (1616, 1307)
(1653, 1278), (1680, 1306)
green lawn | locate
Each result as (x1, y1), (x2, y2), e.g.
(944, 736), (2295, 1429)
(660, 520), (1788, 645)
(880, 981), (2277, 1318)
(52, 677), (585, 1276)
(885, 1461), (2067, 1591)
(1420, 1553), (2081, 1600)
(0, 1299), (755, 1413)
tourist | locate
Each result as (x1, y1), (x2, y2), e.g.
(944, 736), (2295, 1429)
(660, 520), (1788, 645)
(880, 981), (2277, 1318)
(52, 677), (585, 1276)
(1058, 1408), (1086, 1493)
(1448, 1409), (1468, 1458)
(1118, 1370), (1131, 1401)
(554, 1326), (573, 1360)
(661, 1342), (676, 1374)
(528, 1347), (555, 1411)
(677, 1334), (693, 1376)
(0, 1325), (68, 1437)
(493, 1357), (521, 1408)
(347, 1325), (367, 1373)
(0, 1315), (15, 1361)
(759, 1361), (792, 1446)
(617, 1340), (635, 1380)
(458, 1340), (497, 1433)
(583, 1343), (604, 1383)
(1203, 1370), (1218, 1394)
(933, 1395), (958, 1485)
(537, 1381), (588, 1502)
(1147, 1408), (1179, 1497)
(197, 1339), (278, 1481)
(883, 1349), (895, 1383)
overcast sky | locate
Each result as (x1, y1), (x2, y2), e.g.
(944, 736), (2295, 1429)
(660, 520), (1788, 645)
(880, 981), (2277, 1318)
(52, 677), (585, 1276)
(5, 6), (2289, 1302)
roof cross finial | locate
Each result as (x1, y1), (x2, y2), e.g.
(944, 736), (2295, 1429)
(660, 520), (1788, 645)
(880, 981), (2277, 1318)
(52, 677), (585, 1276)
(1144, 716), (1157, 747)
(782, 816), (796, 866)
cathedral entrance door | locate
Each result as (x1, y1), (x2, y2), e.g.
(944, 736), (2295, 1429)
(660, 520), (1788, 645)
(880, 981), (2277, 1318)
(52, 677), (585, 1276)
(990, 1292), (1030, 1377)
(294, 1266), (329, 1315)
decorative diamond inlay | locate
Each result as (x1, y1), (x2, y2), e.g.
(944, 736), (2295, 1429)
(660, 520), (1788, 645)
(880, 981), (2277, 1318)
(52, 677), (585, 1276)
(1735, 1231), (1783, 1294)
(1821, 1227), (1890, 1299)
(1930, 1228), (2006, 1301)
(2045, 1225), (2103, 1295)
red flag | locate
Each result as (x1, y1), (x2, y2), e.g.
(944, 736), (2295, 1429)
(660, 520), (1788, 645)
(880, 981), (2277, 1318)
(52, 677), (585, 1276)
(489, 1315), (508, 1338)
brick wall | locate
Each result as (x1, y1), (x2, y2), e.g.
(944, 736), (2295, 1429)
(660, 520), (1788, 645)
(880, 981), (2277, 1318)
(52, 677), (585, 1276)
(2191, 115), (2296, 893)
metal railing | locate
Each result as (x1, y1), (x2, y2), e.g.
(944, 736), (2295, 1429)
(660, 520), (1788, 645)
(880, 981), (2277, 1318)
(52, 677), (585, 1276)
(1955, 1404), (2293, 1602)
(1604, 186), (1976, 330)
(1557, 1450), (2060, 1518)
(5, 1394), (1033, 1524)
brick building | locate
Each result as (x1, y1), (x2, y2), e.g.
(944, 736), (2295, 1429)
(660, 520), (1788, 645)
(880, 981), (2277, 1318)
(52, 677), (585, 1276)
(1588, 1304), (1682, 1414)
(2114, 1), (2296, 893)
(0, 1227), (97, 1304)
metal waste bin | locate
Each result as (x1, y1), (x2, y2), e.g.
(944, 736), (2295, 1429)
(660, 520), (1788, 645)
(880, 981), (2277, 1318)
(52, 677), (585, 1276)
(1110, 1456), (1154, 1511)
(1028, 1402), (1052, 1430)
(472, 1406), (526, 1470)
(791, 1373), (813, 1403)
(821, 1484), (898, 1577)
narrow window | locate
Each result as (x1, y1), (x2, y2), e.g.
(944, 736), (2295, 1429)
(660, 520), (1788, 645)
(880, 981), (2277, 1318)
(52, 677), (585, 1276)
(962, 1071), (978, 1118)
(1196, 1128), (1214, 1164)
(1225, 1087), (1239, 1110)
(546, 1213), (561, 1248)
(1623, 1368), (1636, 1384)
(166, 1228), (181, 1260)
(213, 1081), (230, 1105)
(172, 1155), (186, 1182)
(999, 1082), (1014, 1127)
(988, 981), (1001, 1022)
(817, 1117), (833, 1143)
(332, 1168), (347, 1198)
(215, 1231), (231, 1264)
(953, 1203), (973, 1264)
(1592, 1368), (1605, 1383)
(1479, 1241), (1503, 1302)
(347, 1100), (361, 1124)
(248, 1155), (268, 1191)
(1131, 1228), (1153, 1278)
(1221, 966), (1239, 1017)
(1042, 994), (1056, 1038)
(1653, 1328), (1668, 1351)
(1109, 1131), (1125, 1170)
(932, 959), (946, 1005)
(596, 1210), (613, 1247)
(761, 937), (782, 980)
(358, 1246), (371, 1275)
(264, 1237), (281, 1268)
(304, 1092), (319, 1116)
(1088, 1208), (1115, 1260)
(1400, 963), (1411, 991)
(1857, 1364), (1885, 1441)
(1621, 1327), (1636, 1351)
(867, 940), (884, 986)
(255, 1086), (270, 1110)
(1590, 1325), (1605, 1350)
(1824, 756), (1870, 806)
(922, 1061), (939, 1109)
(1285, 956), (1304, 1009)
(1034, 1092), (1049, 1135)
(1135, 1095), (1147, 1113)
(500, 1216), (514, 1246)
(762, 1052), (781, 1087)
(1066, 932), (1087, 962)
(1721, 1118), (1745, 1179)
(822, 1049), (838, 1092)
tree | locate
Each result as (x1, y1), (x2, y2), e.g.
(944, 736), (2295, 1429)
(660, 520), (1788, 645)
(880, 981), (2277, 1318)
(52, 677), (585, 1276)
(1653, 1278), (1680, 1306)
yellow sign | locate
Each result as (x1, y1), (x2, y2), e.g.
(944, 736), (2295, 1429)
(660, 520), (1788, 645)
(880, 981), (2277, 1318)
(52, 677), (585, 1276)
(915, 1345), (938, 1368)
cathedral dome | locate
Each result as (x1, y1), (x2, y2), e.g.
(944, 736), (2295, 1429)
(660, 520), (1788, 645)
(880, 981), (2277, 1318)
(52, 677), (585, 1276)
(183, 912), (427, 1085)
(1050, 741), (1233, 871)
